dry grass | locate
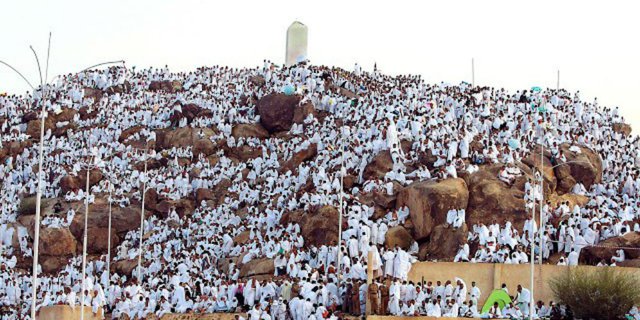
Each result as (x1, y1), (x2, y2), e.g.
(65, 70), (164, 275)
(549, 267), (640, 320)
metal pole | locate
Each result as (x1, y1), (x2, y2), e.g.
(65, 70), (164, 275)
(336, 106), (346, 292)
(80, 164), (91, 320)
(556, 70), (560, 91)
(106, 182), (113, 287)
(530, 175), (536, 320)
(471, 58), (475, 88)
(539, 143), (544, 265)
(30, 92), (47, 320)
(137, 144), (149, 282)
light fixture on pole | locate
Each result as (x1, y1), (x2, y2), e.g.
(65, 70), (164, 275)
(471, 58), (475, 88)
(137, 142), (149, 282)
(2, 35), (124, 319)
(78, 146), (105, 320)
(336, 104), (347, 287)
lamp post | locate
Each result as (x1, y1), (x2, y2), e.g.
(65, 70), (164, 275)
(336, 104), (347, 287)
(137, 142), (149, 282)
(78, 146), (105, 320)
(3, 39), (124, 318)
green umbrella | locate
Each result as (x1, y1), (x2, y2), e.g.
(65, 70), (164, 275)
(481, 289), (513, 314)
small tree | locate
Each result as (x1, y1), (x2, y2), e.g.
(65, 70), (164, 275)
(549, 267), (640, 320)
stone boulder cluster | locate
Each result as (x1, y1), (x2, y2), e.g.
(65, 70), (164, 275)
(361, 143), (605, 262)
(3, 82), (633, 279)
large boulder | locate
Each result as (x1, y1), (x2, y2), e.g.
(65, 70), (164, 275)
(363, 151), (393, 181)
(554, 144), (602, 194)
(239, 258), (274, 279)
(59, 169), (104, 194)
(169, 103), (204, 126)
(521, 145), (557, 194)
(118, 125), (145, 143)
(418, 224), (468, 261)
(156, 198), (196, 218)
(68, 197), (142, 238)
(195, 188), (215, 204)
(396, 178), (469, 241)
(232, 123), (269, 139)
(148, 80), (183, 93)
(86, 227), (119, 255)
(385, 226), (413, 250)
(112, 259), (138, 277)
(18, 197), (57, 216)
(157, 127), (217, 156)
(233, 230), (251, 245)
(281, 143), (318, 173)
(83, 87), (104, 103)
(26, 108), (78, 140)
(464, 165), (527, 230)
(579, 232), (640, 265)
(280, 205), (343, 247)
(105, 81), (132, 95)
(249, 75), (266, 88)
(26, 118), (55, 140)
(292, 101), (317, 124)
(40, 256), (71, 274)
(612, 123), (632, 136)
(256, 93), (300, 133)
(223, 142), (263, 162)
(39, 227), (77, 256)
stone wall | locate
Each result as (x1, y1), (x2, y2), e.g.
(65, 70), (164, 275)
(38, 305), (103, 320)
(406, 262), (640, 306)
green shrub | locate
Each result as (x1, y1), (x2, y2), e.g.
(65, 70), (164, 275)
(549, 267), (640, 320)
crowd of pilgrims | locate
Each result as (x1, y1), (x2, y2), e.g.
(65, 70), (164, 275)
(0, 58), (639, 319)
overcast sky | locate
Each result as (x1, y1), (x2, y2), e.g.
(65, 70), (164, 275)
(1, 0), (638, 131)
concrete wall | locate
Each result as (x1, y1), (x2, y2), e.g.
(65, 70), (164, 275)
(160, 313), (246, 320)
(38, 305), (103, 320)
(369, 317), (466, 320)
(406, 262), (640, 306)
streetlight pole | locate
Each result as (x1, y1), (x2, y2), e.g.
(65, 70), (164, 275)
(529, 180), (536, 320)
(106, 179), (113, 287)
(471, 58), (475, 88)
(2, 35), (124, 319)
(336, 105), (346, 287)
(137, 143), (149, 282)
(80, 160), (92, 320)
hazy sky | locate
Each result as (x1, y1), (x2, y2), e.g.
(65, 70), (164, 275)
(1, 0), (638, 132)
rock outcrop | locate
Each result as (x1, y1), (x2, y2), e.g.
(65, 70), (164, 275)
(232, 123), (270, 140)
(612, 123), (632, 136)
(554, 145), (603, 194)
(464, 165), (527, 229)
(157, 127), (217, 156)
(60, 169), (104, 194)
(418, 224), (468, 261)
(385, 226), (413, 250)
(579, 232), (640, 265)
(239, 258), (274, 279)
(256, 93), (300, 133)
(148, 80), (183, 93)
(40, 227), (77, 256)
(363, 151), (393, 181)
(280, 205), (343, 247)
(281, 143), (317, 173)
(396, 178), (469, 241)
(292, 101), (317, 124)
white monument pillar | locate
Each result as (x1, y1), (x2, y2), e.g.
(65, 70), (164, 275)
(285, 21), (308, 66)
